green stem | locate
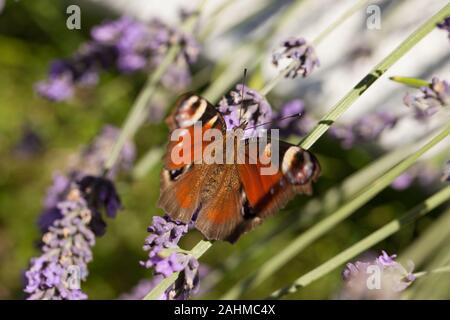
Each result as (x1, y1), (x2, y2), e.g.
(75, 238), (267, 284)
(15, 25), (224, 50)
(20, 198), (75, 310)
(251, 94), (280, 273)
(222, 124), (450, 299)
(268, 184), (450, 299)
(299, 3), (450, 150)
(143, 240), (212, 300)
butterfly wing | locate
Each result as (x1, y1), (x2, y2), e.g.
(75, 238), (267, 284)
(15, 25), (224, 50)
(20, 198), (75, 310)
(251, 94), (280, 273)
(228, 139), (320, 242)
(193, 138), (320, 243)
(159, 93), (226, 223)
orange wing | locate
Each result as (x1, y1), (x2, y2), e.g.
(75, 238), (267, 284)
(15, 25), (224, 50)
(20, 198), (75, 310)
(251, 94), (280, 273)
(159, 94), (226, 223)
(231, 139), (320, 241)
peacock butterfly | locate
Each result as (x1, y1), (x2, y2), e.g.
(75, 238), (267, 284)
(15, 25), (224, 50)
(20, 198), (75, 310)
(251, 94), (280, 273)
(158, 93), (320, 243)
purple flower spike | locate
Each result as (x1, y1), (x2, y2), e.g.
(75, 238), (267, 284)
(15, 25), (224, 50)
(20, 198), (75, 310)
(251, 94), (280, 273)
(37, 16), (201, 101)
(404, 77), (450, 119)
(272, 37), (320, 78)
(437, 17), (450, 40)
(25, 187), (95, 300)
(140, 215), (202, 300)
(340, 251), (415, 299)
(218, 84), (272, 138)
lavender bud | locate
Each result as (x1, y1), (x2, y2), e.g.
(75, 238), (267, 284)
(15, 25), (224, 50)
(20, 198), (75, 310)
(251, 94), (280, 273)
(272, 37), (320, 78)
(403, 77), (450, 119)
(140, 215), (202, 300)
(437, 16), (450, 40)
(218, 84), (272, 138)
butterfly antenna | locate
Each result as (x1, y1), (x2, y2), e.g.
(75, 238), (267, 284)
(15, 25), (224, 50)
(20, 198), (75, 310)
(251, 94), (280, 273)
(244, 113), (302, 131)
(238, 68), (248, 127)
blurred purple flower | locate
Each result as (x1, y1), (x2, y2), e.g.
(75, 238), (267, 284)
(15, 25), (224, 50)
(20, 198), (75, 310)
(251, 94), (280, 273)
(25, 187), (95, 300)
(437, 16), (450, 40)
(140, 215), (201, 300)
(403, 77), (450, 119)
(271, 99), (315, 137)
(391, 164), (441, 190)
(441, 160), (450, 182)
(272, 37), (320, 78)
(13, 124), (44, 158)
(218, 84), (272, 138)
(391, 172), (415, 190)
(329, 111), (398, 149)
(36, 16), (200, 101)
(340, 251), (415, 299)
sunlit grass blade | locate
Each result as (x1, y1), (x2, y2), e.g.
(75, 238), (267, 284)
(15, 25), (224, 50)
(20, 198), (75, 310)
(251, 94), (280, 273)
(268, 184), (450, 299)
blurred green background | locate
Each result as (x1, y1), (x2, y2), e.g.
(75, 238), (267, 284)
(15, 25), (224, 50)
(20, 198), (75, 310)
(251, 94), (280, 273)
(0, 0), (449, 300)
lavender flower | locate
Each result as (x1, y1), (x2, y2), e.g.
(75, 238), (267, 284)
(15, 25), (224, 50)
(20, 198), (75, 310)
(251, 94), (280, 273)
(35, 45), (114, 101)
(329, 111), (398, 149)
(13, 124), (44, 158)
(218, 84), (272, 138)
(38, 125), (134, 233)
(271, 99), (315, 137)
(403, 77), (450, 119)
(272, 37), (320, 78)
(437, 16), (450, 40)
(391, 163), (441, 190)
(78, 176), (122, 236)
(36, 16), (200, 101)
(25, 187), (95, 300)
(340, 251), (415, 300)
(140, 215), (201, 300)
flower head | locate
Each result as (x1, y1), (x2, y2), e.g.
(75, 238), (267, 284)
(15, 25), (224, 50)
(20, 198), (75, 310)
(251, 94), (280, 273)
(25, 187), (95, 300)
(340, 251), (415, 299)
(36, 16), (200, 101)
(403, 77), (450, 119)
(329, 111), (398, 148)
(437, 16), (450, 40)
(272, 37), (320, 78)
(140, 215), (201, 300)
(218, 84), (272, 138)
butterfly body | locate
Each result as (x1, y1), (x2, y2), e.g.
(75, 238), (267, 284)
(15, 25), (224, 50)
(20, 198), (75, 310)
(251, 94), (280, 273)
(159, 93), (320, 242)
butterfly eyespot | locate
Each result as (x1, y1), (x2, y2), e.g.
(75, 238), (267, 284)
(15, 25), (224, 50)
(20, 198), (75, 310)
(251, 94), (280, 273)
(169, 168), (184, 181)
(176, 96), (208, 127)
